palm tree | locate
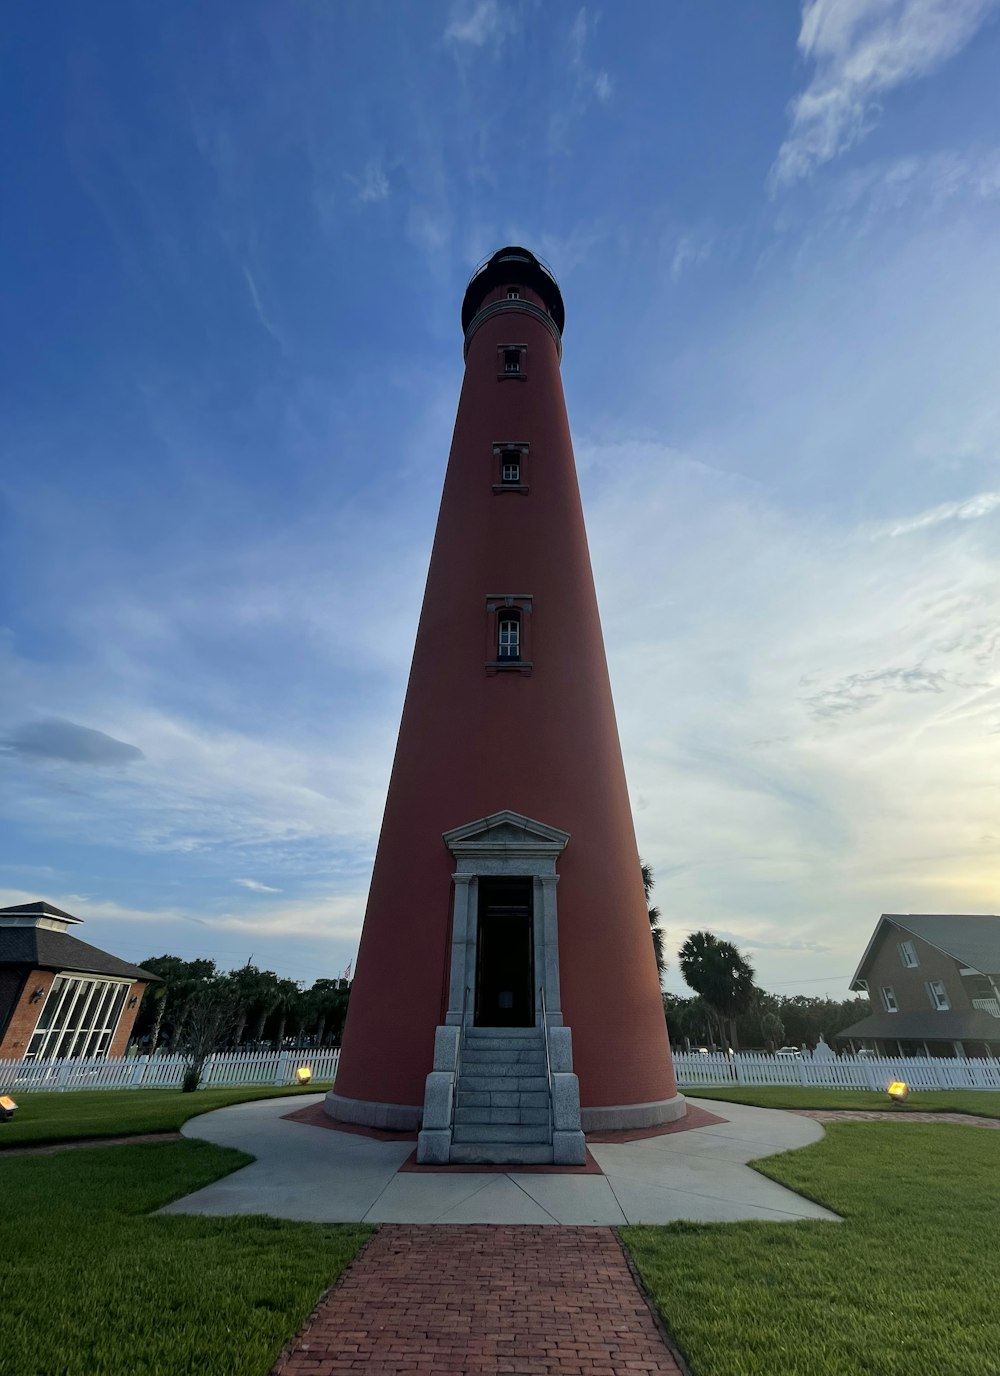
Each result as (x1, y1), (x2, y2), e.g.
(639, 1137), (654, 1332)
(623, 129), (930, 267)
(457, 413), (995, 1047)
(272, 978), (304, 1048)
(641, 861), (666, 985)
(677, 930), (756, 1051)
(136, 956), (217, 1053)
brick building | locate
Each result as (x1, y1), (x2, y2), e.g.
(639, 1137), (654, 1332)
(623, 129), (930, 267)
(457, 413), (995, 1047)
(0, 901), (156, 1061)
(836, 914), (1000, 1057)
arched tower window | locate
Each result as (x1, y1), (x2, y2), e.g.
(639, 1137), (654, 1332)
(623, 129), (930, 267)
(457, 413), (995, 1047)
(485, 594), (533, 674)
(498, 611), (521, 661)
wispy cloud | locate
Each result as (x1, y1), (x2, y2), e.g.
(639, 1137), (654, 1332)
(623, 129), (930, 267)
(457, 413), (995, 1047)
(234, 878), (283, 893)
(567, 8), (614, 105)
(867, 489), (1000, 538)
(772, 0), (999, 187)
(800, 665), (948, 721)
(1, 718), (144, 766)
(444, 0), (515, 48)
(241, 265), (286, 352)
(351, 160), (390, 204)
(670, 229), (715, 281)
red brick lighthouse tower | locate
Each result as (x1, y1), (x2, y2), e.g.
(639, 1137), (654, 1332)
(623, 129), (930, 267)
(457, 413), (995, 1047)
(326, 247), (684, 1163)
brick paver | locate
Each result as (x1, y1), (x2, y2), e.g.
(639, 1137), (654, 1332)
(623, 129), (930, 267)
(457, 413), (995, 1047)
(273, 1225), (684, 1376)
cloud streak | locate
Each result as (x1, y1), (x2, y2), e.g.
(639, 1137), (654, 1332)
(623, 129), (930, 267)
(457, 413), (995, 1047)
(444, 1), (515, 48)
(867, 489), (1000, 538)
(1, 719), (144, 766)
(772, 0), (999, 186)
(352, 161), (390, 204)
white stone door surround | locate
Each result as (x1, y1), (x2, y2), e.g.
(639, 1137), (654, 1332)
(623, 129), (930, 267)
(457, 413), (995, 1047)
(441, 809), (569, 1029)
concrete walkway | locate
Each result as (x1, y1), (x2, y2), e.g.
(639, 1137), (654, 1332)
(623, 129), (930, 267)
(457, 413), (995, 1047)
(271, 1225), (684, 1375)
(163, 1094), (838, 1225)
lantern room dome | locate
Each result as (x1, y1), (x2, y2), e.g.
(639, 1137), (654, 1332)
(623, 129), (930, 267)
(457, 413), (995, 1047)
(462, 246), (565, 336)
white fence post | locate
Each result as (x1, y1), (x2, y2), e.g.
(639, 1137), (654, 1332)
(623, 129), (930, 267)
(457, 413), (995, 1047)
(274, 1051), (291, 1086)
(129, 1055), (149, 1089)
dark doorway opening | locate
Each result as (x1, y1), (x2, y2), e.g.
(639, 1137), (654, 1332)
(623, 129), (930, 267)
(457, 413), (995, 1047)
(475, 877), (534, 1027)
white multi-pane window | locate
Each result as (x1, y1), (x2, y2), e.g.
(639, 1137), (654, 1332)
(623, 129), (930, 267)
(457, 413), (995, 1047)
(927, 980), (950, 1011)
(498, 615), (520, 660)
(25, 975), (131, 1061)
(501, 459), (520, 483)
(881, 985), (898, 1013)
(504, 348), (521, 374)
(506, 287), (519, 300)
(899, 939), (919, 968)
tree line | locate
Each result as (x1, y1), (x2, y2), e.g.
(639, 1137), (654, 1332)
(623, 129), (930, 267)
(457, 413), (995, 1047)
(643, 866), (870, 1051)
(132, 956), (352, 1088)
(670, 929), (869, 1051)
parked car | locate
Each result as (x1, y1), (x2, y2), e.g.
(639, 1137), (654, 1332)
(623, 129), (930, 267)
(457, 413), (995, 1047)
(775, 1046), (802, 1057)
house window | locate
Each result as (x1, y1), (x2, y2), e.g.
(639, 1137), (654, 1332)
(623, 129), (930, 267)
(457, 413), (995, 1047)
(25, 975), (131, 1061)
(881, 985), (898, 1013)
(927, 980), (950, 1011)
(507, 287), (519, 300)
(504, 349), (521, 374)
(899, 940), (919, 968)
(498, 613), (521, 661)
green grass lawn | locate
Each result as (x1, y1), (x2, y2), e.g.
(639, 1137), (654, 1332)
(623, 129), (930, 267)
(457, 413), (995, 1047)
(0, 1083), (331, 1147)
(624, 1122), (1000, 1376)
(0, 1139), (370, 1376)
(686, 1084), (1000, 1117)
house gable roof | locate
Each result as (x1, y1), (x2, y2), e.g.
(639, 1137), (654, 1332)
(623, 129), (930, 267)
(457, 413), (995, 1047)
(850, 914), (1000, 988)
(0, 927), (158, 983)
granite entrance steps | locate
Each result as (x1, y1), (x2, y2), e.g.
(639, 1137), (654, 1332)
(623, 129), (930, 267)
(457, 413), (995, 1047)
(451, 1026), (553, 1165)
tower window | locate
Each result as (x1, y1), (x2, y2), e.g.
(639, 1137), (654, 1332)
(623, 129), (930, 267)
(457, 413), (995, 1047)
(497, 345), (526, 379)
(498, 613), (520, 660)
(485, 593), (533, 673)
(492, 441), (529, 494)
(507, 287), (519, 300)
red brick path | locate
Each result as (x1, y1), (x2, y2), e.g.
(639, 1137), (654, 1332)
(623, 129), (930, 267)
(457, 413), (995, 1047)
(273, 1226), (684, 1376)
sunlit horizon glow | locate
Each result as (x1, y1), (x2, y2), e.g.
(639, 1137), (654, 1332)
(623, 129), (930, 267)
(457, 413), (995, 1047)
(3, 2), (1000, 997)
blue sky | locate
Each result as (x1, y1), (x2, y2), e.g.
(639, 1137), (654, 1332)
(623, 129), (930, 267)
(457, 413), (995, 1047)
(3, 1), (1000, 996)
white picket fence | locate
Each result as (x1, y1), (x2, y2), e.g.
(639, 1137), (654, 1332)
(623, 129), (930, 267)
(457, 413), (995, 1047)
(6, 1045), (999, 1096)
(673, 1050), (1000, 1091)
(0, 1047), (341, 1094)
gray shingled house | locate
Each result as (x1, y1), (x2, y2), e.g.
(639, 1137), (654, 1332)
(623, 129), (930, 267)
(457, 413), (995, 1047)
(837, 914), (1000, 1057)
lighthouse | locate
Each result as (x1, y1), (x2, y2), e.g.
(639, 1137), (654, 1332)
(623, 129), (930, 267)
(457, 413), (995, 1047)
(326, 247), (685, 1163)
